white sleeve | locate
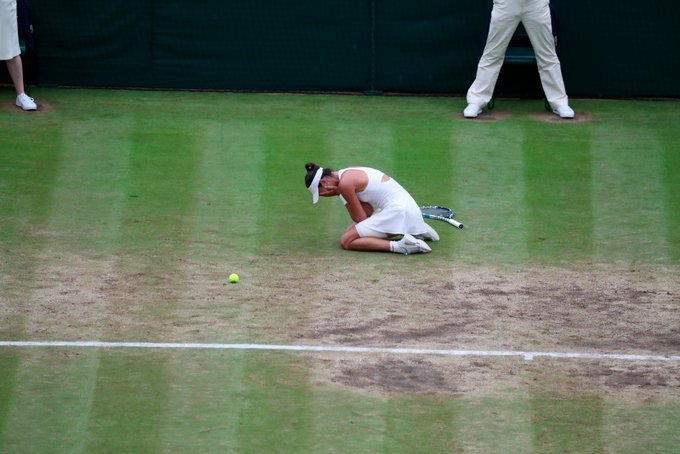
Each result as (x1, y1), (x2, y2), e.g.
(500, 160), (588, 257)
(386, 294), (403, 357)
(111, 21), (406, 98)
(339, 194), (348, 205)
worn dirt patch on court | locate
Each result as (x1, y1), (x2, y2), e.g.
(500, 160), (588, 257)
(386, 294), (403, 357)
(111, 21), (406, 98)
(304, 354), (680, 402)
(530, 110), (593, 123)
(1, 99), (54, 113)
(293, 262), (678, 400)
(453, 110), (593, 123)
(2, 251), (678, 401)
(453, 111), (512, 121)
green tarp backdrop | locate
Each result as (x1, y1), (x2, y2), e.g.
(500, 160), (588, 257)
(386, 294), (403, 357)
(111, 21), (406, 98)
(20, 0), (680, 96)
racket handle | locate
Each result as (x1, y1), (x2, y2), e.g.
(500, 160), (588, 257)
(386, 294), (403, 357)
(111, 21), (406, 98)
(448, 218), (464, 229)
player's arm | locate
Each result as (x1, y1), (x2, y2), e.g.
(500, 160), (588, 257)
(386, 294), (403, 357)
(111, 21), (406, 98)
(360, 202), (374, 217)
(342, 189), (368, 223)
(339, 174), (368, 223)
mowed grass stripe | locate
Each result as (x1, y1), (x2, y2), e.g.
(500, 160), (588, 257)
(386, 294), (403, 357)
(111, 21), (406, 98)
(523, 122), (594, 262)
(84, 116), (201, 450)
(602, 401), (680, 452)
(0, 124), (63, 340)
(157, 351), (249, 451)
(173, 120), (267, 336)
(233, 353), (317, 451)
(111, 115), (200, 337)
(24, 118), (135, 339)
(42, 118), (134, 253)
(84, 352), (169, 452)
(186, 120), (266, 258)
(591, 123), (669, 264)
(0, 351), (99, 453)
(661, 127), (680, 263)
(0, 354), (19, 448)
(1, 119), (134, 453)
(0, 140), (61, 244)
(116, 115), (200, 256)
(530, 392), (606, 452)
(157, 121), (265, 448)
(382, 395), (460, 452)
(450, 119), (528, 264)
(453, 395), (533, 452)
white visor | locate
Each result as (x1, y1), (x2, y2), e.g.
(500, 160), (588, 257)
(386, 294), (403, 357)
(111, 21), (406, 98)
(307, 168), (323, 204)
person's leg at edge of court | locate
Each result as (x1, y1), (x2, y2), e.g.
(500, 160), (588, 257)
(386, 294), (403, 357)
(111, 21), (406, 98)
(464, 2), (521, 118)
(523, 0), (574, 118)
(6, 55), (36, 111)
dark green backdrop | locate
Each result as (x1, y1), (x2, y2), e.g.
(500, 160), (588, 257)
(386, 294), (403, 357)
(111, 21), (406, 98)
(17, 1), (680, 96)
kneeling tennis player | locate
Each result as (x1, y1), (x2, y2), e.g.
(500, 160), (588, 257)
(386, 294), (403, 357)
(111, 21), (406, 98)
(304, 162), (438, 255)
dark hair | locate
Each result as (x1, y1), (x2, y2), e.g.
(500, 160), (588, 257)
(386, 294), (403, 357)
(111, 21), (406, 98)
(304, 162), (333, 188)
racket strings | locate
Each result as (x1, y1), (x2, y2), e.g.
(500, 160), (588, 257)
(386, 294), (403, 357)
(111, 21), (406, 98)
(421, 206), (453, 217)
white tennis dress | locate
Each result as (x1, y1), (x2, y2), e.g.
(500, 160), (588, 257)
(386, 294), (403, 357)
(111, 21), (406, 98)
(0, 0), (20, 60)
(338, 167), (428, 237)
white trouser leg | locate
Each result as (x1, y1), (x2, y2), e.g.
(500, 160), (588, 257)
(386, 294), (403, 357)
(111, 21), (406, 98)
(466, 1), (521, 107)
(523, 0), (569, 108)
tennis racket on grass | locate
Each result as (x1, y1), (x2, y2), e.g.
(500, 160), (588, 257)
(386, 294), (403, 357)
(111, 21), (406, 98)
(421, 206), (464, 229)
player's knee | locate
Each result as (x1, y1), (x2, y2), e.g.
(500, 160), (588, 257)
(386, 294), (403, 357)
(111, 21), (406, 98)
(340, 227), (360, 250)
(340, 231), (359, 250)
(339, 236), (352, 250)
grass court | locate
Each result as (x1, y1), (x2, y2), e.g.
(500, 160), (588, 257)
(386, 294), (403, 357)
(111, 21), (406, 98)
(1, 88), (679, 452)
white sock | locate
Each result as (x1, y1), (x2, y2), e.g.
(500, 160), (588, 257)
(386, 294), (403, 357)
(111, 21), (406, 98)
(390, 239), (403, 254)
(390, 234), (418, 255)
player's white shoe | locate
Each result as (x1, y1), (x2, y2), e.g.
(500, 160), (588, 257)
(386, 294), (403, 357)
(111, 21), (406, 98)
(553, 104), (574, 119)
(16, 93), (37, 111)
(391, 233), (431, 255)
(463, 103), (482, 118)
(417, 223), (440, 242)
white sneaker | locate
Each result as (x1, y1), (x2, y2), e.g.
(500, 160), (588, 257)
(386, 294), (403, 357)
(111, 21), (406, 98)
(16, 93), (37, 111)
(416, 223), (440, 242)
(553, 104), (574, 119)
(463, 103), (482, 118)
(391, 233), (432, 255)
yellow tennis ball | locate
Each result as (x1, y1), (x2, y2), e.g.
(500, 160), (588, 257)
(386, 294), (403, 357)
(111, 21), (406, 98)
(228, 273), (239, 284)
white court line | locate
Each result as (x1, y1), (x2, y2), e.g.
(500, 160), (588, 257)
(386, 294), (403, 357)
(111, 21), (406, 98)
(1, 341), (678, 362)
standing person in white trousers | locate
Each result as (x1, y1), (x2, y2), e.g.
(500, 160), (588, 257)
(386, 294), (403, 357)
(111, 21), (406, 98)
(1, 0), (37, 111)
(463, 0), (573, 119)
